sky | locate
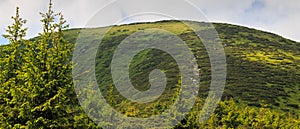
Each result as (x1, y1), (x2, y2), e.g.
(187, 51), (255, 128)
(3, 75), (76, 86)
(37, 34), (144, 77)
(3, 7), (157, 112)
(0, 0), (299, 44)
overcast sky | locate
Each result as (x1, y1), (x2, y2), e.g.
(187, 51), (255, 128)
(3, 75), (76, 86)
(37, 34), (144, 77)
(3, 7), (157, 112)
(0, 0), (299, 44)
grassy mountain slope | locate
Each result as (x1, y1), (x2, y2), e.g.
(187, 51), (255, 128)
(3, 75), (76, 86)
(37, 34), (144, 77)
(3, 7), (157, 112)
(64, 20), (300, 115)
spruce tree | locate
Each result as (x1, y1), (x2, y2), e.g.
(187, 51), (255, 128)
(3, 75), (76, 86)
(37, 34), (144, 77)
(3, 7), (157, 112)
(0, 7), (28, 128)
(18, 0), (74, 127)
(1, 6), (27, 88)
(0, 1), (97, 127)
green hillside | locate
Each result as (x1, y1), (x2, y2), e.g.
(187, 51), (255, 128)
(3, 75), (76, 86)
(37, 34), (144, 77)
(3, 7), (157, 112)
(1, 19), (300, 128)
(65, 20), (300, 114)
(2, 1), (300, 127)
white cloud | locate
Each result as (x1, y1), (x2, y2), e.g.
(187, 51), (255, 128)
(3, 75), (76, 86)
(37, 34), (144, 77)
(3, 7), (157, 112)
(189, 0), (300, 42)
(0, 0), (299, 44)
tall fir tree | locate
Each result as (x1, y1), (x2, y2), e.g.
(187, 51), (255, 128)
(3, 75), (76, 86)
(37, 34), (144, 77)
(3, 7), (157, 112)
(18, 0), (75, 127)
(1, 6), (27, 88)
(0, 7), (28, 128)
(0, 1), (98, 128)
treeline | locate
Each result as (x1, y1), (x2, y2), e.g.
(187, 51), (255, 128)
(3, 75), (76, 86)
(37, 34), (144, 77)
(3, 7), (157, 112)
(176, 99), (300, 128)
(0, 1), (299, 128)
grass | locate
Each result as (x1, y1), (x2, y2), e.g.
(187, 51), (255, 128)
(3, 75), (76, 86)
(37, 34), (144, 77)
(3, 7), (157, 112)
(39, 20), (300, 115)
